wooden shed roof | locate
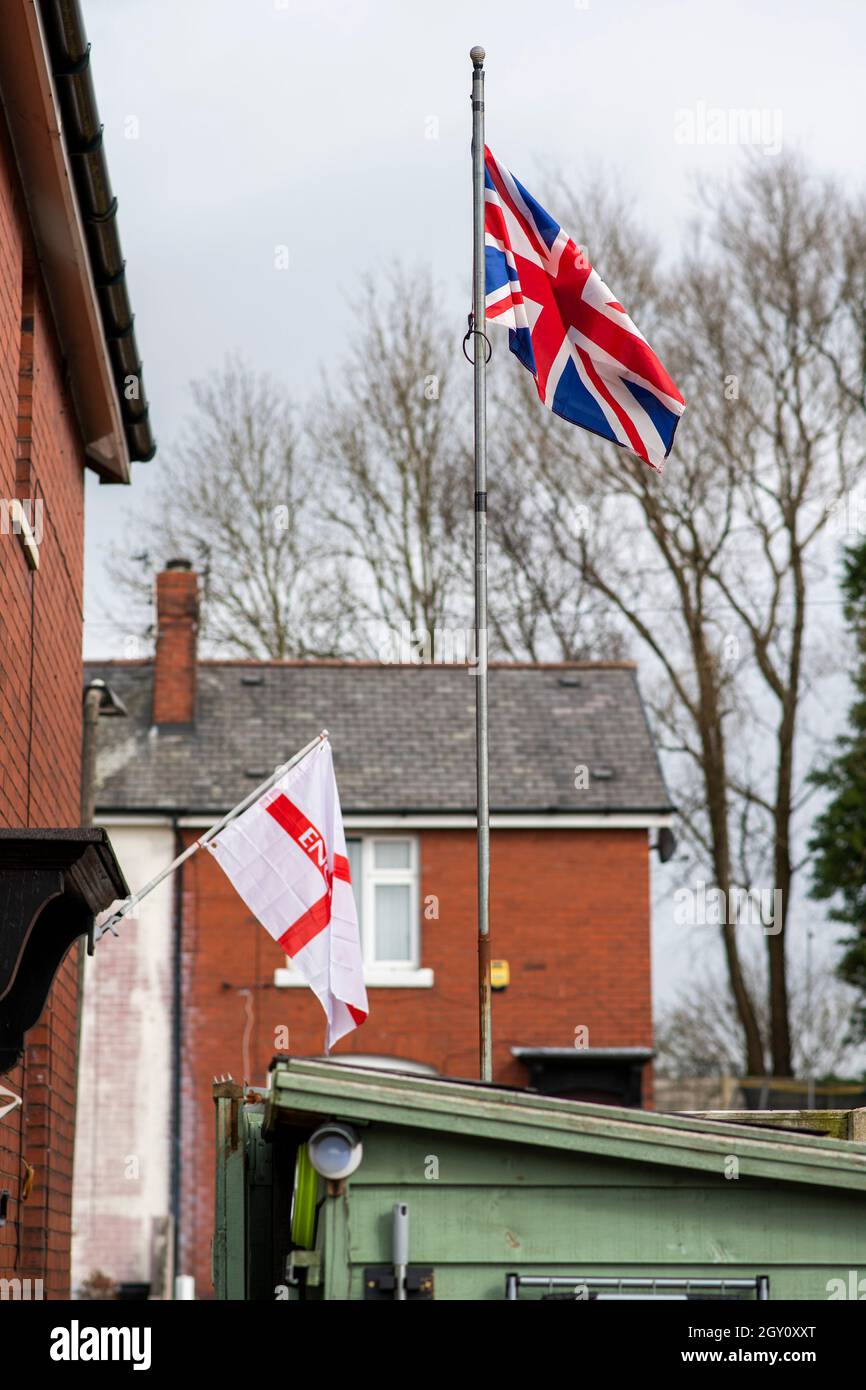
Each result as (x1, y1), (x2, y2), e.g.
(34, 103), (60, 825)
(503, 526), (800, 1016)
(265, 1058), (866, 1195)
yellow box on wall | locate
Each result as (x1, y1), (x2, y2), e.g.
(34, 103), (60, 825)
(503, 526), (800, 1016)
(490, 959), (510, 992)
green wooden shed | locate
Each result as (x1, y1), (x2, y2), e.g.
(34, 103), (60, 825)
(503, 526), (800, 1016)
(212, 1059), (866, 1301)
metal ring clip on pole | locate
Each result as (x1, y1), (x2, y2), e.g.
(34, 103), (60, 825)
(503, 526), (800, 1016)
(462, 312), (493, 365)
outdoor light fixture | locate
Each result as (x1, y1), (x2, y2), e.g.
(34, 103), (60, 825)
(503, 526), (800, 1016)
(84, 677), (128, 718)
(307, 1122), (363, 1181)
(655, 827), (677, 864)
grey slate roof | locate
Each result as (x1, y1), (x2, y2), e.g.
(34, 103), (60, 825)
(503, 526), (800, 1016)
(83, 661), (672, 817)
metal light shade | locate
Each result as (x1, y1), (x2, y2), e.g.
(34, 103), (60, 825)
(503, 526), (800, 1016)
(307, 1123), (363, 1181)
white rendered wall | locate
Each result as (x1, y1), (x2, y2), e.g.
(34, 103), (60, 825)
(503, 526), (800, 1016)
(71, 824), (175, 1297)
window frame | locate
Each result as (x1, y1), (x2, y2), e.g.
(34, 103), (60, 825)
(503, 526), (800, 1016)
(278, 832), (424, 983)
(357, 835), (419, 970)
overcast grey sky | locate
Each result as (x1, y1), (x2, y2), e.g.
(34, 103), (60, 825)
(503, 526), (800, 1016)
(80, 0), (866, 1015)
(84, 0), (866, 648)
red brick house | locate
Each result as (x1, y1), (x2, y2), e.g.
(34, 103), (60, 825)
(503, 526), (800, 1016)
(0, 0), (153, 1299)
(78, 562), (674, 1297)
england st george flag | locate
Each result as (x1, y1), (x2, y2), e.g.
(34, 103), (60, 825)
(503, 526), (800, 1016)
(206, 738), (367, 1050)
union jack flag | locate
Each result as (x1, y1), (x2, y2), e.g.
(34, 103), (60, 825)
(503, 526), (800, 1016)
(484, 147), (684, 472)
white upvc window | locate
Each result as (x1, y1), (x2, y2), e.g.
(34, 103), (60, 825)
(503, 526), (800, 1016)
(355, 836), (417, 967)
(275, 834), (433, 988)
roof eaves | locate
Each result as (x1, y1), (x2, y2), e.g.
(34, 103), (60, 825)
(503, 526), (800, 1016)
(0, 0), (135, 480)
(38, 0), (155, 470)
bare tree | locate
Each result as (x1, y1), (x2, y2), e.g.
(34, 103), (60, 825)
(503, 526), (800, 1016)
(654, 955), (863, 1081)
(487, 435), (629, 660)
(490, 155), (866, 1075)
(310, 268), (472, 655)
(107, 359), (348, 657)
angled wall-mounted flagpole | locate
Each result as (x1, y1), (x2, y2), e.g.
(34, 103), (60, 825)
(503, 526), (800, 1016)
(91, 730), (329, 946)
(470, 45), (492, 1083)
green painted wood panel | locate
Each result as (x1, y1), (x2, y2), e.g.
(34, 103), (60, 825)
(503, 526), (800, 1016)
(342, 1183), (866, 1267)
(352, 1129), (743, 1189)
(317, 1121), (866, 1299)
(343, 1261), (849, 1302)
(213, 1090), (247, 1301)
(322, 1191), (351, 1302)
(245, 1110), (275, 1300)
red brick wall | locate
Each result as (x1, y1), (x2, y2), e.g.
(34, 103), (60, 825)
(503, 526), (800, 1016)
(179, 825), (652, 1294)
(153, 566), (198, 724)
(0, 106), (87, 1298)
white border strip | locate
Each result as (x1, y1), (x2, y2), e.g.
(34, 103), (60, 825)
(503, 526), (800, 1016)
(275, 966), (434, 990)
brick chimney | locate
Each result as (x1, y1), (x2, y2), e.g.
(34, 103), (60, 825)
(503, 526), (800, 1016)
(153, 559), (199, 726)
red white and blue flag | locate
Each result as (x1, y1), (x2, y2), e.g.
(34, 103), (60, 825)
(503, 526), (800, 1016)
(484, 147), (684, 472)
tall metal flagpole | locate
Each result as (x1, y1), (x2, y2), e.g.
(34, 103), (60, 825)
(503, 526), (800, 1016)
(470, 45), (492, 1083)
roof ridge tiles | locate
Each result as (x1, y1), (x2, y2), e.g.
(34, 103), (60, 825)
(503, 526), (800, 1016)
(84, 658), (638, 671)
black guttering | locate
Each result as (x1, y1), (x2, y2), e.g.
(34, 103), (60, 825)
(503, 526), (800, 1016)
(39, 0), (155, 465)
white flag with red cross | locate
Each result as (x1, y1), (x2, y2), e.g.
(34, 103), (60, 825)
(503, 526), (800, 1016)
(206, 738), (368, 1050)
